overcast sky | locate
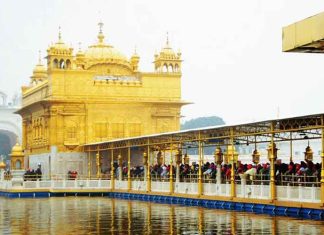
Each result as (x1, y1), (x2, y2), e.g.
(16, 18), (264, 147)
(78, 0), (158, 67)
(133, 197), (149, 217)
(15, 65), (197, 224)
(1, 0), (324, 124)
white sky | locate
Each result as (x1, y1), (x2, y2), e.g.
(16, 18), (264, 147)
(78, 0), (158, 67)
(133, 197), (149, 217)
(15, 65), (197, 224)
(1, 0), (324, 124)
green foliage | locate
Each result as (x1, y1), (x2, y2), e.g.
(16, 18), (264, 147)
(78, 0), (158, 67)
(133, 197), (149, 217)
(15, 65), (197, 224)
(181, 116), (225, 130)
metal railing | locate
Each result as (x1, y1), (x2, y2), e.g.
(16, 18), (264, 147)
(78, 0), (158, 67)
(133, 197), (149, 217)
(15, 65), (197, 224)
(278, 174), (320, 187)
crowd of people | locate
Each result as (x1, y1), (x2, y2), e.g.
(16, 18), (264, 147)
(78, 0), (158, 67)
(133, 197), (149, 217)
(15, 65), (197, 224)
(23, 166), (42, 181)
(19, 159), (321, 186)
(116, 160), (321, 186)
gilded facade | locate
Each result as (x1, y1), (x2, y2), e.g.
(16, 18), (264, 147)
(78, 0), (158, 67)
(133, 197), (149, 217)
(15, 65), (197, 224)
(17, 23), (188, 176)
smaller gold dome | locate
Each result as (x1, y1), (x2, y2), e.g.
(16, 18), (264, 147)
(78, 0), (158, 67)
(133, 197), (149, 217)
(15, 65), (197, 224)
(76, 49), (85, 57)
(31, 51), (47, 82)
(33, 64), (47, 77)
(0, 161), (6, 169)
(10, 142), (24, 157)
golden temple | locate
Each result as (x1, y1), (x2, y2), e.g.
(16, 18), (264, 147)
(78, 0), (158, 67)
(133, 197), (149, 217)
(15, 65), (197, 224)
(17, 22), (188, 175)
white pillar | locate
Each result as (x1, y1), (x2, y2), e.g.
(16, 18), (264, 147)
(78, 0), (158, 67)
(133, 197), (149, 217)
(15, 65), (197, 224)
(144, 165), (147, 182)
(216, 164), (221, 185)
(118, 167), (122, 181)
(176, 165), (180, 183)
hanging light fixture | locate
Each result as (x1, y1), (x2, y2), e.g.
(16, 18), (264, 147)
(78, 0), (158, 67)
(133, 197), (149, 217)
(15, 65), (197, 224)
(214, 146), (223, 165)
(143, 151), (148, 165)
(304, 141), (313, 162)
(175, 148), (182, 165)
(157, 150), (163, 166)
(183, 153), (190, 164)
(252, 136), (260, 164)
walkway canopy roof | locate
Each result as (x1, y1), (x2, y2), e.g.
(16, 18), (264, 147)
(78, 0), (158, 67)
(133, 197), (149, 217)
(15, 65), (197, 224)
(84, 113), (324, 152)
(283, 12), (324, 53)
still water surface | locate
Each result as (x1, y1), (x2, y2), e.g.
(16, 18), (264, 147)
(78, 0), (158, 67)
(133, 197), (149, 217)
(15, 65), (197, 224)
(0, 197), (323, 234)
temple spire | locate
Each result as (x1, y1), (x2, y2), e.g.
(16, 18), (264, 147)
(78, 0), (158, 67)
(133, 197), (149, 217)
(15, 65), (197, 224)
(166, 32), (170, 47)
(98, 21), (104, 33)
(58, 26), (62, 42)
(97, 21), (105, 43)
(38, 50), (42, 65)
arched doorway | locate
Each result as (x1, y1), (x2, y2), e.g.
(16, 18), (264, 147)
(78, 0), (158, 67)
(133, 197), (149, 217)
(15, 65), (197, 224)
(0, 130), (17, 163)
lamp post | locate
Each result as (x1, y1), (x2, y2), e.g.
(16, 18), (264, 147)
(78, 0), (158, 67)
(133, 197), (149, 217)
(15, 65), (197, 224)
(96, 152), (100, 179)
(117, 154), (122, 181)
(214, 146), (223, 185)
(127, 147), (131, 191)
(267, 141), (278, 201)
(225, 144), (238, 198)
(175, 149), (182, 183)
(143, 151), (148, 183)
(147, 145), (151, 192)
(111, 149), (115, 190)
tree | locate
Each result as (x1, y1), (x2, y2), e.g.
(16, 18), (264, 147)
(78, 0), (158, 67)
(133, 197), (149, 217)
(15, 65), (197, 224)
(181, 116), (225, 130)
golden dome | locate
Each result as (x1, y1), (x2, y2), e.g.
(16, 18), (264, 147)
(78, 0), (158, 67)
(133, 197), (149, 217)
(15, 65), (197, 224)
(31, 52), (47, 83)
(156, 34), (181, 60)
(47, 27), (73, 55)
(10, 142), (24, 157)
(0, 161), (6, 169)
(33, 63), (46, 72)
(84, 22), (131, 69)
(85, 44), (128, 62)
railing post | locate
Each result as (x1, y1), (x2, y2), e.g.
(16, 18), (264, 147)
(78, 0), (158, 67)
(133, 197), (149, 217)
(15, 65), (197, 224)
(198, 131), (203, 196)
(269, 122), (277, 202)
(230, 128), (236, 199)
(169, 143), (174, 194)
(111, 149), (115, 191)
(127, 146), (131, 192)
(96, 151), (100, 179)
(147, 139), (151, 192)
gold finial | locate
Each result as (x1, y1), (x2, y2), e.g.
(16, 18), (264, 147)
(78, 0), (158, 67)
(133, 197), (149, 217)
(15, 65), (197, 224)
(134, 45), (137, 55)
(38, 50), (42, 65)
(98, 21), (104, 33)
(166, 32), (169, 47)
(97, 21), (105, 43)
(78, 42), (82, 51)
(58, 26), (62, 41)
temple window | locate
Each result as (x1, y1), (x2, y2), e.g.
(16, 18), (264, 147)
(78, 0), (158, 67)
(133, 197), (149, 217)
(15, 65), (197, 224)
(169, 64), (173, 72)
(128, 123), (141, 137)
(53, 59), (58, 68)
(112, 123), (125, 139)
(94, 123), (108, 138)
(163, 63), (168, 72)
(66, 59), (71, 69)
(15, 160), (21, 169)
(175, 64), (179, 72)
(59, 59), (65, 69)
(67, 126), (76, 139)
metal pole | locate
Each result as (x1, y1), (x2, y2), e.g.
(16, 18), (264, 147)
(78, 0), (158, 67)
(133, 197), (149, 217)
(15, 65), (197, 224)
(128, 146), (131, 191)
(198, 131), (203, 196)
(111, 149), (115, 190)
(230, 128), (235, 198)
(270, 122), (276, 201)
(147, 139), (151, 192)
(96, 151), (100, 179)
(290, 132), (293, 163)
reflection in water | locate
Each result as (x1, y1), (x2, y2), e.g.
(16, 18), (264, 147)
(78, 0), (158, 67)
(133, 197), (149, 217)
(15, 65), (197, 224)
(0, 197), (323, 234)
